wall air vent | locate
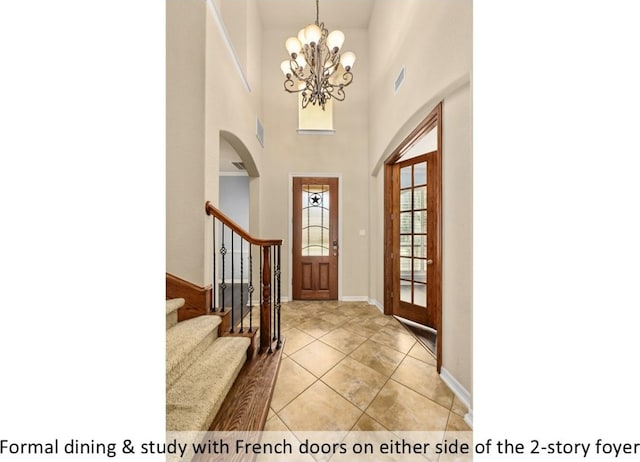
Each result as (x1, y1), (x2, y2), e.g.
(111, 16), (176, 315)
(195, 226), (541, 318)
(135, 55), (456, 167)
(256, 117), (264, 147)
(232, 162), (246, 171)
(394, 65), (406, 94)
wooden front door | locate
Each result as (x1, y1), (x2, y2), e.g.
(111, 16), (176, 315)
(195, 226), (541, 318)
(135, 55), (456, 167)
(292, 177), (339, 300)
(391, 152), (440, 329)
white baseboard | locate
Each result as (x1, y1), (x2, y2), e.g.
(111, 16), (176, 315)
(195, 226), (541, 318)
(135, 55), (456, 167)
(439, 367), (473, 429)
(464, 410), (473, 429)
(341, 296), (368, 302)
(247, 296), (289, 307)
(369, 298), (384, 313)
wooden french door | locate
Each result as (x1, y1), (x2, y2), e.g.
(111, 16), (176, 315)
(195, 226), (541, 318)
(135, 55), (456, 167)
(390, 152), (440, 329)
(292, 177), (339, 300)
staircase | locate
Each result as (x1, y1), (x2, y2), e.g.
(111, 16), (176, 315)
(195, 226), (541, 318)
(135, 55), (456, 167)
(166, 298), (250, 431)
(165, 202), (284, 433)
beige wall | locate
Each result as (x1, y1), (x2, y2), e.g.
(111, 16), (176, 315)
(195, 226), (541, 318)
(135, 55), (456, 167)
(442, 83), (473, 394)
(166, 0), (207, 286)
(167, 0), (264, 287)
(367, 1), (473, 395)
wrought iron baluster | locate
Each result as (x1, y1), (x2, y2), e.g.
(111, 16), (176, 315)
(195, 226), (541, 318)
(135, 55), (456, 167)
(276, 244), (282, 349)
(272, 245), (277, 342)
(230, 230), (235, 333)
(212, 218), (217, 312)
(248, 244), (254, 332)
(239, 237), (244, 333)
(220, 223), (227, 314)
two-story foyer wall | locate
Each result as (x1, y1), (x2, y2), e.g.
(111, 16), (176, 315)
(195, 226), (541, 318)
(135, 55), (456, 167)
(367, 0), (473, 402)
(167, 0), (264, 287)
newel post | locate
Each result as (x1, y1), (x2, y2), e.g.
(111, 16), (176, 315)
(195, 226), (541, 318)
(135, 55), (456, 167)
(260, 245), (272, 353)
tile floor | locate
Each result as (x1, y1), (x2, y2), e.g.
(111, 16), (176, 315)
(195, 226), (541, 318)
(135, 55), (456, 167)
(265, 301), (471, 436)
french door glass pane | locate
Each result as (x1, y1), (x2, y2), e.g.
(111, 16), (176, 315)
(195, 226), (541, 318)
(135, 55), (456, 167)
(400, 281), (412, 304)
(400, 235), (412, 257)
(400, 212), (412, 234)
(413, 186), (426, 210)
(414, 162), (427, 186)
(414, 282), (427, 307)
(413, 210), (426, 233)
(413, 258), (427, 283)
(400, 166), (412, 188)
(400, 257), (412, 280)
(413, 235), (426, 258)
(301, 184), (330, 256)
(400, 189), (412, 211)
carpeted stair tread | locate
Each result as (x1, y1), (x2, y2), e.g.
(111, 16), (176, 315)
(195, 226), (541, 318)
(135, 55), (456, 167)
(166, 336), (251, 431)
(166, 298), (185, 314)
(166, 298), (184, 330)
(166, 315), (221, 389)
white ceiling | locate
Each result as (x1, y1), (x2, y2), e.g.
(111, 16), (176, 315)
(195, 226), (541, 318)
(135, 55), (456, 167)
(256, 0), (375, 30)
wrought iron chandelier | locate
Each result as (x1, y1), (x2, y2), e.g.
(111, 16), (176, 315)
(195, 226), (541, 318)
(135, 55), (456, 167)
(280, 0), (356, 110)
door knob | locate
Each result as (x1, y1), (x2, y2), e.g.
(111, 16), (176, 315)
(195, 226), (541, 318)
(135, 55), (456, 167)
(426, 259), (433, 265)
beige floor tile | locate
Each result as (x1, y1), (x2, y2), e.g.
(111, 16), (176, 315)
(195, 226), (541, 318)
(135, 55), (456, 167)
(391, 356), (454, 409)
(320, 327), (368, 355)
(450, 396), (468, 417)
(290, 340), (345, 377)
(351, 413), (390, 431)
(407, 342), (436, 365)
(297, 317), (340, 338)
(280, 316), (303, 332)
(270, 357), (316, 411)
(319, 311), (353, 326)
(343, 317), (389, 339)
(446, 412), (471, 432)
(337, 304), (375, 318)
(278, 381), (363, 431)
(349, 339), (406, 377)
(369, 326), (417, 354)
(264, 414), (289, 431)
(322, 356), (389, 410)
(366, 380), (450, 431)
(282, 327), (316, 355)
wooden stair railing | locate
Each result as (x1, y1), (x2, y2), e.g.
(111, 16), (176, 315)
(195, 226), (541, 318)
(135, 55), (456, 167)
(205, 201), (283, 354)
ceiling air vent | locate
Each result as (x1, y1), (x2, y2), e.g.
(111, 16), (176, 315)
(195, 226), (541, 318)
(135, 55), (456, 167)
(232, 162), (246, 171)
(394, 65), (406, 94)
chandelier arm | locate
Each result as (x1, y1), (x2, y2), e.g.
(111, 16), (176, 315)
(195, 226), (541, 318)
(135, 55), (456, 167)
(340, 71), (354, 87)
(289, 60), (307, 80)
(324, 84), (346, 102)
(284, 78), (305, 94)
